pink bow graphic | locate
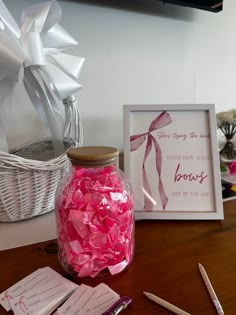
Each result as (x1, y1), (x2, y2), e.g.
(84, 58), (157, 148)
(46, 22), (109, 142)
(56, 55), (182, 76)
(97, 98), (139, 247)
(130, 111), (172, 210)
(14, 296), (29, 314)
(1, 291), (13, 302)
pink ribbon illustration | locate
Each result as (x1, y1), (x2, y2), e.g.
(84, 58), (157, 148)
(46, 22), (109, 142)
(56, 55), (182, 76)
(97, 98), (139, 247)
(130, 111), (172, 210)
(1, 291), (13, 302)
(14, 296), (29, 314)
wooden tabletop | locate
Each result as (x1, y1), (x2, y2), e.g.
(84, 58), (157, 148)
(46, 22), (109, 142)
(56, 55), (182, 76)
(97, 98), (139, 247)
(0, 200), (235, 315)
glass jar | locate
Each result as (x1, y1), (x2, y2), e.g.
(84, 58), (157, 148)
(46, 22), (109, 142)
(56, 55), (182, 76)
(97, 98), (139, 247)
(55, 146), (134, 279)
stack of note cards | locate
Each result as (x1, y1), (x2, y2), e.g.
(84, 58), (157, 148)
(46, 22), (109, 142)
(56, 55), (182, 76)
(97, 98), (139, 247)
(55, 283), (120, 315)
(0, 267), (120, 315)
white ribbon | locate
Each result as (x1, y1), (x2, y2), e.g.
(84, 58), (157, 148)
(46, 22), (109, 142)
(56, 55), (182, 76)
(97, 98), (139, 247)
(0, 0), (85, 154)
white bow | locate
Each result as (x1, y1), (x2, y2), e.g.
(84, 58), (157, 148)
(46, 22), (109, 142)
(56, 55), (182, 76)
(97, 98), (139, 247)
(0, 0), (85, 153)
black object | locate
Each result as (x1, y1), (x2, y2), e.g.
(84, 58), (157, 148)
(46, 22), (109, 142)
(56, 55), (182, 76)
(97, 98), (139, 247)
(157, 0), (223, 12)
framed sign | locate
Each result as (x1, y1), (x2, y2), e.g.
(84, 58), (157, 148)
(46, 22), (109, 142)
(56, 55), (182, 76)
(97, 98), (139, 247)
(123, 104), (224, 220)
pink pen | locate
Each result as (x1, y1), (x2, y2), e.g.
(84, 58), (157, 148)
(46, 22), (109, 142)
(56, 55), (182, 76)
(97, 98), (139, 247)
(101, 296), (132, 315)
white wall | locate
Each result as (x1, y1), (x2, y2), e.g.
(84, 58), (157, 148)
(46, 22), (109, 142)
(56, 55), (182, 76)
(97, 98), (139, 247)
(3, 0), (236, 151)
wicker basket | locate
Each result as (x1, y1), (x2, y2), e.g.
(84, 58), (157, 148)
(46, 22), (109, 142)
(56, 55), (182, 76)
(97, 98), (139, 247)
(0, 138), (73, 222)
(0, 0), (84, 222)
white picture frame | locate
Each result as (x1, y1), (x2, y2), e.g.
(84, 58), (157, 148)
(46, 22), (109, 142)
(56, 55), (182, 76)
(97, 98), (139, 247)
(123, 104), (224, 220)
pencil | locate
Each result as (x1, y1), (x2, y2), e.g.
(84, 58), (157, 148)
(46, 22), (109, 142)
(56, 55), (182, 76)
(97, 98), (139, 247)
(143, 291), (191, 315)
(198, 263), (224, 315)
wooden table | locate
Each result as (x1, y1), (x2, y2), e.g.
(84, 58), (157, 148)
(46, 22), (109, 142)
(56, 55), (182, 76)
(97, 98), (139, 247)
(0, 200), (235, 315)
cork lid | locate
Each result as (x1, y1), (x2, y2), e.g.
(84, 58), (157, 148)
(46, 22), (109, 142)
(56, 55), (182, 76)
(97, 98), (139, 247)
(67, 146), (119, 167)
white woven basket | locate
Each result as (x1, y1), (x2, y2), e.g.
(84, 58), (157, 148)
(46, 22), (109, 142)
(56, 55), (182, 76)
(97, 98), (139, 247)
(0, 0), (84, 222)
(0, 138), (73, 222)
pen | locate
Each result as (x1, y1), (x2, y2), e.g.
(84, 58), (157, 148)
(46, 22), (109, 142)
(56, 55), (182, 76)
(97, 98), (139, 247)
(198, 263), (224, 315)
(101, 296), (132, 315)
(143, 291), (191, 315)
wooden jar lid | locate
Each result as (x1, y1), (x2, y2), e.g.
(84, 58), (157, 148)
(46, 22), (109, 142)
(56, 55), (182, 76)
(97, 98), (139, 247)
(67, 146), (119, 167)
